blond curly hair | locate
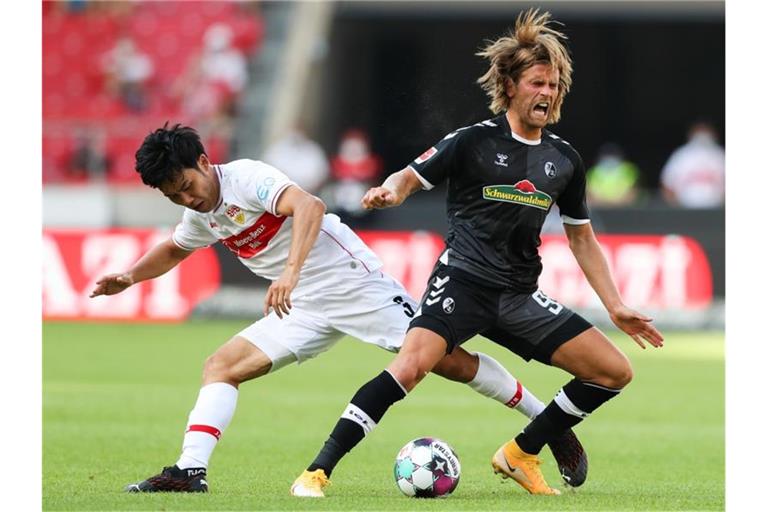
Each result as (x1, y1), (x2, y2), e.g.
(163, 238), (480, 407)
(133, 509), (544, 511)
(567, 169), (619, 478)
(476, 9), (573, 123)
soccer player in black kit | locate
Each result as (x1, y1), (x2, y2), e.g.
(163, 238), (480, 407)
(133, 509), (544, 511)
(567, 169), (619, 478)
(291, 9), (664, 497)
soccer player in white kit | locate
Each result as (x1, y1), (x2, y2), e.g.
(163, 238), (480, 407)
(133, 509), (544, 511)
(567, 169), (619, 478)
(90, 123), (586, 493)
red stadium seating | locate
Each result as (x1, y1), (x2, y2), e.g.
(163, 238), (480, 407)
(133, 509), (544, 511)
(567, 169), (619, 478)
(43, 2), (264, 185)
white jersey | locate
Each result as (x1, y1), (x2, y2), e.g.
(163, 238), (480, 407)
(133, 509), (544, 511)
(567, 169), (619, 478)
(172, 159), (382, 296)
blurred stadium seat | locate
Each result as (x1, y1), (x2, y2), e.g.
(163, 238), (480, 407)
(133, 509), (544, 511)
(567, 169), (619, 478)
(43, 1), (263, 185)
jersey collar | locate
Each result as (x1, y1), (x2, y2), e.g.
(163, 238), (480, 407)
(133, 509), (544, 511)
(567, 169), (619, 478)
(499, 113), (542, 145)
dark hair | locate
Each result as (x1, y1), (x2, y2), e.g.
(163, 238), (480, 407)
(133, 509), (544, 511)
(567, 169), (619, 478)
(135, 122), (206, 188)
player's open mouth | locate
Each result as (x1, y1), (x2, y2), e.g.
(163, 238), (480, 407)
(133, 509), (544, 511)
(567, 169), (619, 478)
(533, 102), (549, 116)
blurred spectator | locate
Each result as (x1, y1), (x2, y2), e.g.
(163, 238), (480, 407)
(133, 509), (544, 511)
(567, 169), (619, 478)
(660, 122), (725, 208)
(101, 37), (154, 113)
(67, 128), (110, 182)
(323, 129), (383, 217)
(330, 129), (383, 183)
(586, 142), (640, 206)
(263, 128), (330, 195)
(173, 23), (248, 127)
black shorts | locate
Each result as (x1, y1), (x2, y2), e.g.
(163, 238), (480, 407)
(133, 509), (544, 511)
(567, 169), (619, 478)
(408, 264), (592, 364)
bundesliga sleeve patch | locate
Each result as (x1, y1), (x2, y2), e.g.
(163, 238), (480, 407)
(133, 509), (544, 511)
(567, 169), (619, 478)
(414, 147), (437, 164)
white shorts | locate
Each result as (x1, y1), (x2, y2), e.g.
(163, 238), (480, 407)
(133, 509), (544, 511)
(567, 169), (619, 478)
(237, 270), (418, 372)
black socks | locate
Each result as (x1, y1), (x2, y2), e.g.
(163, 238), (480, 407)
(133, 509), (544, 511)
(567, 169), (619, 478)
(308, 370), (407, 476)
(516, 378), (621, 455)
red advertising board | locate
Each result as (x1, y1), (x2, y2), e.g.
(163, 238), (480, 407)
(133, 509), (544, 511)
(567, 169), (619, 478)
(358, 231), (713, 310)
(43, 229), (220, 321)
(43, 228), (713, 321)
(537, 234), (713, 310)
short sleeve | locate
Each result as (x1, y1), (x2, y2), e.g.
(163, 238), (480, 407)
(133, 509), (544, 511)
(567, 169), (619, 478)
(229, 159), (295, 215)
(172, 210), (217, 250)
(557, 153), (591, 224)
(407, 128), (468, 190)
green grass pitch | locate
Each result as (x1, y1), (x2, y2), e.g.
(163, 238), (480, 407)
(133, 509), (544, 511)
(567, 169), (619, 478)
(43, 321), (723, 510)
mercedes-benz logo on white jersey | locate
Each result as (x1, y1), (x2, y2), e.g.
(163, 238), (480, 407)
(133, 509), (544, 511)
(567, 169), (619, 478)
(544, 161), (558, 178)
(442, 297), (455, 314)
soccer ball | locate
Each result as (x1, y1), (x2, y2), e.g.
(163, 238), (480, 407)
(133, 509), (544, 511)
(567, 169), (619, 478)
(393, 437), (461, 498)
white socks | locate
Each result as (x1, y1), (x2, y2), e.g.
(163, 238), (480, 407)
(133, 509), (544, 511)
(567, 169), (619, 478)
(176, 382), (238, 469)
(173, 356), (543, 469)
(467, 352), (545, 419)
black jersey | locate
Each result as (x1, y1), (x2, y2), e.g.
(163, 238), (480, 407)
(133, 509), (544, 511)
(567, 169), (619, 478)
(408, 114), (590, 293)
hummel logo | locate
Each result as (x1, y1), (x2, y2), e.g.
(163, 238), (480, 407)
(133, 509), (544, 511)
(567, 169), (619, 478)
(434, 276), (450, 288)
(426, 275), (450, 306)
(495, 153), (509, 167)
(209, 221), (218, 228)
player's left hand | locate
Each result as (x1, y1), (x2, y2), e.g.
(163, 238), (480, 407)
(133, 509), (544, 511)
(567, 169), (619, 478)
(264, 268), (300, 319)
(609, 305), (664, 349)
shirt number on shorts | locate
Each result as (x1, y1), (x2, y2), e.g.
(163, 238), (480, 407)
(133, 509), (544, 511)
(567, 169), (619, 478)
(393, 296), (415, 318)
(532, 290), (563, 315)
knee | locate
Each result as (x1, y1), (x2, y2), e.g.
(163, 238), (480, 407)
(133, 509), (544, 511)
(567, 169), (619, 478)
(388, 353), (432, 391)
(616, 361), (634, 388)
(600, 358), (634, 389)
(388, 357), (420, 390)
(202, 351), (232, 384)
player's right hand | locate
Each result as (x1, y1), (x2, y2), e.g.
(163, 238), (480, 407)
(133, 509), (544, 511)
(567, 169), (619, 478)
(90, 273), (134, 297)
(361, 186), (399, 209)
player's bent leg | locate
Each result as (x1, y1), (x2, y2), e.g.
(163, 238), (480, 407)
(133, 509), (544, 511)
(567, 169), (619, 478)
(389, 327), (451, 391)
(202, 336), (276, 387)
(444, 348), (588, 487)
(432, 346), (479, 383)
(126, 337), (282, 493)
(549, 327), (633, 389)
(293, 329), (448, 497)
(510, 327), (632, 491)
(438, 348), (548, 418)
(444, 348), (589, 488)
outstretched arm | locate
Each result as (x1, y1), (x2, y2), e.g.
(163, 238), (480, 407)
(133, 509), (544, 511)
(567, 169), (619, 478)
(564, 222), (664, 349)
(361, 167), (424, 210)
(267, 185), (326, 318)
(90, 238), (194, 297)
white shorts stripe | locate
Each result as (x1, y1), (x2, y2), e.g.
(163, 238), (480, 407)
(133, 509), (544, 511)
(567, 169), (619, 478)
(344, 404), (378, 435)
(554, 389), (590, 419)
